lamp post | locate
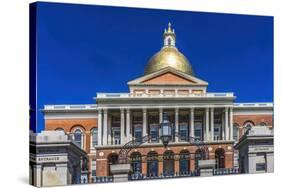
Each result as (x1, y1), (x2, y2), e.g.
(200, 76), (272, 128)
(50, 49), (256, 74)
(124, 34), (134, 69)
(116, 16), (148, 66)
(160, 112), (172, 148)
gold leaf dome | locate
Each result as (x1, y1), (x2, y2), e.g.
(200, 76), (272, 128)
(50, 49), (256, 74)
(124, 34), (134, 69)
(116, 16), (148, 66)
(144, 23), (194, 76)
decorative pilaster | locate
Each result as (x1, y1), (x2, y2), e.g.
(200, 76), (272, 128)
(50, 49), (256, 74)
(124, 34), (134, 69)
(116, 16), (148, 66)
(120, 108), (125, 144)
(97, 109), (102, 145)
(210, 108), (214, 141)
(205, 108), (209, 141)
(142, 108), (147, 137)
(229, 107), (233, 141)
(103, 109), (108, 145)
(126, 108), (131, 142)
(175, 107), (179, 142)
(224, 107), (229, 140)
(189, 108), (194, 138)
(159, 108), (163, 123)
(108, 115), (112, 145)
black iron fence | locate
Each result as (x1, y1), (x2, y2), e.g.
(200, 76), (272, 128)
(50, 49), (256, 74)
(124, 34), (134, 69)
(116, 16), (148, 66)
(129, 170), (200, 181)
(213, 168), (240, 176)
(92, 176), (113, 183)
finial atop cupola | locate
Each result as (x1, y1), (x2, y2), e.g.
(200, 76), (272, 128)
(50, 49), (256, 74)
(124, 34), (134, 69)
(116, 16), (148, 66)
(163, 22), (176, 47)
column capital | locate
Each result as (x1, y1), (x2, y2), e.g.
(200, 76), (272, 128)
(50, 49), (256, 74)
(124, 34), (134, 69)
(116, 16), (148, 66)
(126, 108), (130, 113)
(142, 108), (147, 113)
(175, 107), (179, 113)
(205, 107), (209, 112)
(224, 107), (229, 112)
(120, 108), (125, 113)
(103, 108), (108, 114)
(190, 107), (194, 113)
(210, 107), (214, 112)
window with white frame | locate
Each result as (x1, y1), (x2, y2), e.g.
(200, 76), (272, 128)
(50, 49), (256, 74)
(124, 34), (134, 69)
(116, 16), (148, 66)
(74, 129), (82, 148)
(233, 124), (239, 141)
(91, 128), (98, 147)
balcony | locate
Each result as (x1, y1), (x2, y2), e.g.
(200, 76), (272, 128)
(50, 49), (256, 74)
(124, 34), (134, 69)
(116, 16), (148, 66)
(96, 92), (234, 99)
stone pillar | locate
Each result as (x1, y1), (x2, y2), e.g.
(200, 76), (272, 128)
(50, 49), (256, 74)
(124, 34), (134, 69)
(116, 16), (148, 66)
(175, 107), (179, 142)
(33, 164), (42, 187)
(224, 108), (229, 140)
(103, 109), (108, 145)
(189, 108), (194, 138)
(120, 108), (125, 144)
(142, 108), (147, 137)
(159, 108), (163, 143)
(229, 107), (233, 141)
(266, 152), (274, 173)
(210, 108), (214, 141)
(175, 159), (180, 175)
(97, 109), (103, 145)
(108, 115), (112, 145)
(126, 108), (131, 142)
(158, 161), (163, 176)
(205, 108), (209, 141)
(159, 108), (163, 122)
(248, 153), (256, 174)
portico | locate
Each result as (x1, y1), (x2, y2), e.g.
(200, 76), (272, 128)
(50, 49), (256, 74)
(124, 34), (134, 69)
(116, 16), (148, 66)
(97, 105), (234, 146)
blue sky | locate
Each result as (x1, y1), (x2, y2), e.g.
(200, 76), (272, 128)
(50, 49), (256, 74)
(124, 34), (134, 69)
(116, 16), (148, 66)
(33, 2), (273, 132)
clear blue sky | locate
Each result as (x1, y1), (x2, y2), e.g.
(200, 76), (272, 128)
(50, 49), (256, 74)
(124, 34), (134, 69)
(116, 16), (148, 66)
(33, 2), (273, 132)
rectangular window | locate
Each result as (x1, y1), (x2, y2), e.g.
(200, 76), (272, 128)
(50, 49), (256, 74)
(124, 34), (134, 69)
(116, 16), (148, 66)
(92, 160), (96, 176)
(256, 163), (266, 171)
(150, 125), (159, 142)
(194, 122), (202, 140)
(92, 128), (98, 146)
(112, 127), (121, 145)
(179, 124), (188, 141)
(214, 126), (221, 140)
(134, 125), (142, 143)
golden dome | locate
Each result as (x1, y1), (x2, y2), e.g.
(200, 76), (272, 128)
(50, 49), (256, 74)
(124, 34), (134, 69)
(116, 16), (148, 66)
(144, 23), (194, 75)
(144, 47), (194, 75)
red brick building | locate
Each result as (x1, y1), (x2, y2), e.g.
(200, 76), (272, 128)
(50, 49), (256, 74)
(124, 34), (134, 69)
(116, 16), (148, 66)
(42, 23), (273, 182)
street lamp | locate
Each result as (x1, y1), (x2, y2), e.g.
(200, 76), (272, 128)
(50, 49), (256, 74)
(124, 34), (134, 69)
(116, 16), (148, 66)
(160, 112), (172, 148)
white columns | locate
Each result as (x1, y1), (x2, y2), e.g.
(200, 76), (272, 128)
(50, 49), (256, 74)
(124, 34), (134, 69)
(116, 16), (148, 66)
(97, 109), (102, 145)
(120, 108), (125, 144)
(229, 107), (233, 141)
(142, 108), (147, 137)
(224, 107), (229, 140)
(189, 108), (194, 138)
(126, 108), (131, 142)
(103, 109), (108, 145)
(205, 108), (209, 141)
(159, 108), (163, 122)
(175, 107), (179, 142)
(159, 108), (163, 143)
(108, 115), (112, 145)
(210, 108), (214, 141)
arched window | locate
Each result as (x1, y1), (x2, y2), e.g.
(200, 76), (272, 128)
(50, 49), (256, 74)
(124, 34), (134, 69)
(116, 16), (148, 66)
(55, 128), (65, 133)
(91, 128), (98, 147)
(195, 149), (205, 169)
(167, 38), (172, 46)
(163, 151), (175, 176)
(215, 148), (225, 169)
(179, 150), (190, 175)
(147, 151), (158, 177)
(130, 152), (142, 175)
(233, 124), (239, 141)
(243, 121), (254, 135)
(74, 129), (82, 148)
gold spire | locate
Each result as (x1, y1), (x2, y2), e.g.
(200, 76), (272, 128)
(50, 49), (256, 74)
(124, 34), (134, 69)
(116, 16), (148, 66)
(144, 23), (194, 75)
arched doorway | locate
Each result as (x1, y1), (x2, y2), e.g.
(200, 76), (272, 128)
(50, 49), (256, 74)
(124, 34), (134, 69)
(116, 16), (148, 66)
(163, 150), (175, 176)
(195, 149), (205, 169)
(130, 152), (142, 176)
(179, 150), (190, 175)
(215, 148), (225, 169)
(147, 151), (158, 177)
(108, 153), (119, 176)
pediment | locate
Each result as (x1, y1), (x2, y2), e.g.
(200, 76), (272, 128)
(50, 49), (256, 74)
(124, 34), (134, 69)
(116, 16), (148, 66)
(128, 67), (208, 86)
